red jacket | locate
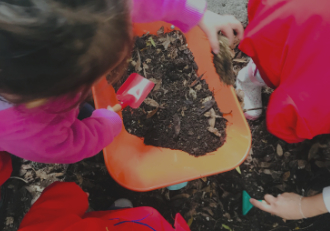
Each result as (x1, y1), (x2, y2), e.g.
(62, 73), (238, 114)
(239, 0), (330, 143)
(18, 182), (190, 231)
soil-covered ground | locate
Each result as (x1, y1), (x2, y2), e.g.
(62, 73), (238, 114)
(3, 95), (330, 231)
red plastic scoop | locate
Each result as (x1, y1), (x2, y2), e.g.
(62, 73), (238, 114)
(112, 73), (155, 112)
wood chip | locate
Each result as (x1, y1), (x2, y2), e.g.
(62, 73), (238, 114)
(276, 144), (283, 157)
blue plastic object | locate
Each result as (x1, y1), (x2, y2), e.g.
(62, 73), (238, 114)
(167, 182), (188, 190)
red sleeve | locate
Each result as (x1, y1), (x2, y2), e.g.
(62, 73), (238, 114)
(266, 87), (311, 143)
(18, 182), (88, 231)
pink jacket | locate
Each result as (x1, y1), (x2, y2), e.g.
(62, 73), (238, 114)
(0, 0), (206, 164)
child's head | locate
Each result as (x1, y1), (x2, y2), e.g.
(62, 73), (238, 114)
(0, 0), (133, 105)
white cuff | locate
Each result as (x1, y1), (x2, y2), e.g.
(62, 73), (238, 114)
(322, 186), (330, 212)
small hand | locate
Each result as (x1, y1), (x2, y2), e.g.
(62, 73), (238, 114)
(250, 193), (304, 220)
(198, 10), (244, 54)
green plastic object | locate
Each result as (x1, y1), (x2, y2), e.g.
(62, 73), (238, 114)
(242, 190), (262, 216)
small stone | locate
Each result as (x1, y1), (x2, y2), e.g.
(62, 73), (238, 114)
(171, 25), (175, 29)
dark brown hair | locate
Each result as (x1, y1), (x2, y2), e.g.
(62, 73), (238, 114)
(0, 0), (132, 105)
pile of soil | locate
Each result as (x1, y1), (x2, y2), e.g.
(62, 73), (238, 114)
(116, 28), (227, 156)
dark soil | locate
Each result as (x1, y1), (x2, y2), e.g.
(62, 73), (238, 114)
(117, 28), (227, 156)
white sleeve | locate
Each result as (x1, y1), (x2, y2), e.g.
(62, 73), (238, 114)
(322, 186), (330, 212)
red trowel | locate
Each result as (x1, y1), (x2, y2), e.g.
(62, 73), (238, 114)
(111, 73), (155, 112)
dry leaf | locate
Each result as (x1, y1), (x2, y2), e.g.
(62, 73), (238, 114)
(308, 143), (320, 160)
(276, 144), (283, 157)
(131, 60), (137, 66)
(297, 160), (307, 169)
(147, 108), (158, 119)
(209, 201), (218, 208)
(161, 35), (172, 50)
(233, 58), (248, 63)
(157, 26), (164, 35)
(149, 78), (162, 91)
(202, 207), (214, 216)
(35, 169), (48, 181)
(263, 169), (271, 175)
(144, 98), (159, 107)
(201, 96), (213, 103)
(208, 117), (215, 128)
(189, 88), (197, 100)
(204, 108), (222, 119)
(260, 162), (272, 168)
(143, 63), (148, 77)
(201, 177), (207, 182)
(230, 49), (235, 58)
(146, 58), (152, 63)
(195, 84), (202, 91)
(135, 50), (142, 72)
(208, 127), (221, 137)
(282, 171), (290, 181)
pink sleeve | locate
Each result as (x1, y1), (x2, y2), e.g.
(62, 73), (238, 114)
(40, 109), (122, 163)
(0, 108), (122, 164)
(131, 0), (207, 33)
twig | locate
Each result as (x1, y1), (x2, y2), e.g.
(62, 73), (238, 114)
(9, 176), (29, 184)
(190, 72), (206, 87)
(298, 223), (314, 230)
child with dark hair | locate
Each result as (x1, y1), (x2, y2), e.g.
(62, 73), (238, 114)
(0, 0), (243, 207)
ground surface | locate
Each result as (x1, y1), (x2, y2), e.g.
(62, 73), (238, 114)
(2, 4), (330, 231)
(206, 0), (248, 26)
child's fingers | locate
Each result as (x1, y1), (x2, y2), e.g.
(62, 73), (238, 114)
(207, 31), (221, 54)
(250, 198), (273, 214)
(264, 194), (277, 204)
(220, 25), (235, 46)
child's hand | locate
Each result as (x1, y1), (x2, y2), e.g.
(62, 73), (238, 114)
(250, 193), (305, 220)
(198, 10), (244, 54)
